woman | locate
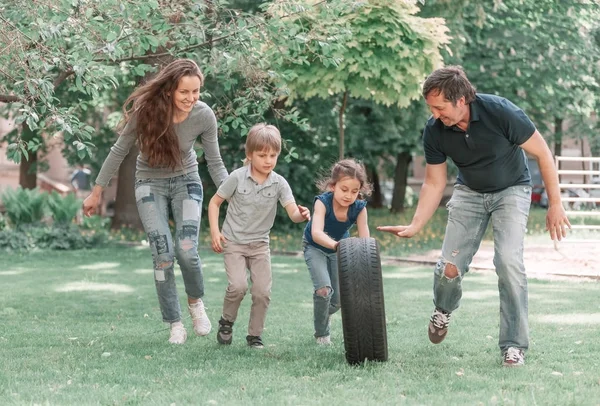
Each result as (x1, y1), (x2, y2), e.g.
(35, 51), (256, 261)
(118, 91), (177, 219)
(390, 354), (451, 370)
(83, 59), (228, 344)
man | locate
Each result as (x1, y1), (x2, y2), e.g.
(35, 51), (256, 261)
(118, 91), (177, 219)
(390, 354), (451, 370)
(378, 66), (570, 367)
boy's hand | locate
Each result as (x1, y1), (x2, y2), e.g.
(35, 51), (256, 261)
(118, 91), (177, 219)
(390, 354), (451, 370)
(298, 204), (311, 221)
(211, 230), (227, 253)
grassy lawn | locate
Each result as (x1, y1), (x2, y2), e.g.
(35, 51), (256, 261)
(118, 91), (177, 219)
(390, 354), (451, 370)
(1, 246), (599, 405)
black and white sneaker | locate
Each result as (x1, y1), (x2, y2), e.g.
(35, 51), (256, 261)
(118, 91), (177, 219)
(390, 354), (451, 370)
(246, 335), (264, 349)
(502, 347), (525, 367)
(217, 317), (234, 345)
(428, 307), (451, 344)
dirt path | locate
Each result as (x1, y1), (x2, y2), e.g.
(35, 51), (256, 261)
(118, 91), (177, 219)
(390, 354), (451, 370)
(397, 235), (600, 280)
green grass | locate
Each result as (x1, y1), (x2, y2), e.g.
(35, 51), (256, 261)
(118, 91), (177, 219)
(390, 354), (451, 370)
(1, 247), (599, 405)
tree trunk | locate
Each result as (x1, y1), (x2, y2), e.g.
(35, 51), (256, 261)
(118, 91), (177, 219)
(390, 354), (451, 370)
(338, 90), (348, 159)
(19, 123), (37, 189)
(390, 151), (412, 213)
(111, 145), (143, 230)
(367, 165), (383, 208)
(553, 117), (563, 157)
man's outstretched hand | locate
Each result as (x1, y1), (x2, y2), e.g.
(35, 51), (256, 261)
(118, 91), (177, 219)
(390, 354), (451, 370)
(377, 224), (420, 238)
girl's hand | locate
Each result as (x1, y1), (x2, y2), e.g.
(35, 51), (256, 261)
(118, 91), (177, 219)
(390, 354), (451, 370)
(298, 205), (311, 221)
(211, 231), (226, 253)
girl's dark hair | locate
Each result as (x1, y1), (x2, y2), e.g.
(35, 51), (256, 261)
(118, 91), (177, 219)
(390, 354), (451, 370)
(422, 65), (476, 105)
(121, 59), (204, 169)
(316, 159), (373, 197)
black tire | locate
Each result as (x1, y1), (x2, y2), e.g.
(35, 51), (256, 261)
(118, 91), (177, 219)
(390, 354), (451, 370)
(337, 237), (388, 365)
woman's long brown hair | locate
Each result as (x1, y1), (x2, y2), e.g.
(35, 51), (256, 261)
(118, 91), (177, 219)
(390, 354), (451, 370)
(121, 59), (204, 169)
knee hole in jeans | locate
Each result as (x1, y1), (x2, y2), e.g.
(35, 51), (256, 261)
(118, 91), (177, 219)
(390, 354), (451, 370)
(154, 260), (173, 283)
(179, 238), (195, 251)
(157, 260), (173, 269)
(315, 287), (331, 297)
(444, 263), (459, 279)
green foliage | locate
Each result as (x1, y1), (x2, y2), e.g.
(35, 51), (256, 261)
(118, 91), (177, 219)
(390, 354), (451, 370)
(0, 224), (108, 251)
(459, 0), (600, 137)
(272, 0), (450, 107)
(0, 0), (328, 166)
(0, 187), (47, 226)
(46, 191), (81, 225)
(0, 229), (30, 251)
(81, 215), (111, 231)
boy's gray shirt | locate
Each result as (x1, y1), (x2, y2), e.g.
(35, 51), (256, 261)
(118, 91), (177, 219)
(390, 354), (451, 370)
(95, 101), (228, 188)
(217, 165), (295, 244)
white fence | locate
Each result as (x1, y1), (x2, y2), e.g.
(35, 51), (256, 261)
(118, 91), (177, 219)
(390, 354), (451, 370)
(555, 156), (600, 245)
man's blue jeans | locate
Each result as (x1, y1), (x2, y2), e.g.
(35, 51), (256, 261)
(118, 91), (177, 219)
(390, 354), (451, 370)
(135, 172), (205, 323)
(435, 184), (531, 352)
(303, 241), (341, 338)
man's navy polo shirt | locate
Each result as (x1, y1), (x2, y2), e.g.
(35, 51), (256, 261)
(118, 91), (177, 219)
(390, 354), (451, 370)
(423, 93), (536, 193)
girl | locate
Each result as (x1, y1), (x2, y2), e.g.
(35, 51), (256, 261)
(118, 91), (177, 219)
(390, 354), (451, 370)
(303, 159), (372, 345)
(83, 59), (228, 345)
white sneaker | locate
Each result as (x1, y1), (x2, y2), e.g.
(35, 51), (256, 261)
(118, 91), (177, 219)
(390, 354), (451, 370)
(316, 336), (331, 345)
(188, 300), (211, 336)
(169, 323), (187, 344)
(502, 347), (525, 367)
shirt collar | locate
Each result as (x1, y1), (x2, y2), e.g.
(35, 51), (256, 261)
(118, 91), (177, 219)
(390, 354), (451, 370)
(442, 100), (480, 131)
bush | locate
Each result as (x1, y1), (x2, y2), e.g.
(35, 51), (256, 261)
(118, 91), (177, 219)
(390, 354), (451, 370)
(81, 215), (111, 231)
(0, 224), (108, 251)
(0, 229), (31, 251)
(47, 191), (81, 225)
(1, 187), (47, 226)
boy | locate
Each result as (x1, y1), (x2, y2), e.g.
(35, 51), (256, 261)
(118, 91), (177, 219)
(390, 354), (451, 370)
(208, 123), (310, 348)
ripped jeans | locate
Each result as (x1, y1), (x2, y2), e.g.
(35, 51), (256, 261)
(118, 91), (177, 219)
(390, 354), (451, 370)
(303, 241), (341, 338)
(435, 184), (531, 351)
(135, 172), (205, 323)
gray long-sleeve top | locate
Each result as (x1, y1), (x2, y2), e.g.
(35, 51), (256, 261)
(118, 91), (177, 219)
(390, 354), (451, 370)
(94, 101), (228, 188)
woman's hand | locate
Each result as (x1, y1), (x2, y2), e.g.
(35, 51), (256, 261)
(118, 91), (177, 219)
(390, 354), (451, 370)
(82, 191), (101, 217)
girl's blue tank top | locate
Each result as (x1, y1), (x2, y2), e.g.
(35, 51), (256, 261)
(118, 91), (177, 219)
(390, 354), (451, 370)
(303, 191), (367, 253)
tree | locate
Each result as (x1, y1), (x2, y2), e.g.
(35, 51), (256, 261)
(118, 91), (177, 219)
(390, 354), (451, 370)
(270, 0), (449, 159)
(0, 1), (344, 226)
(459, 0), (600, 156)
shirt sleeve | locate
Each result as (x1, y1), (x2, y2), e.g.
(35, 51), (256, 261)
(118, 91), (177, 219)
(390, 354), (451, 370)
(216, 172), (238, 200)
(350, 199), (367, 222)
(199, 107), (229, 186)
(498, 98), (537, 145)
(94, 118), (137, 188)
(423, 123), (447, 165)
(278, 176), (295, 207)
